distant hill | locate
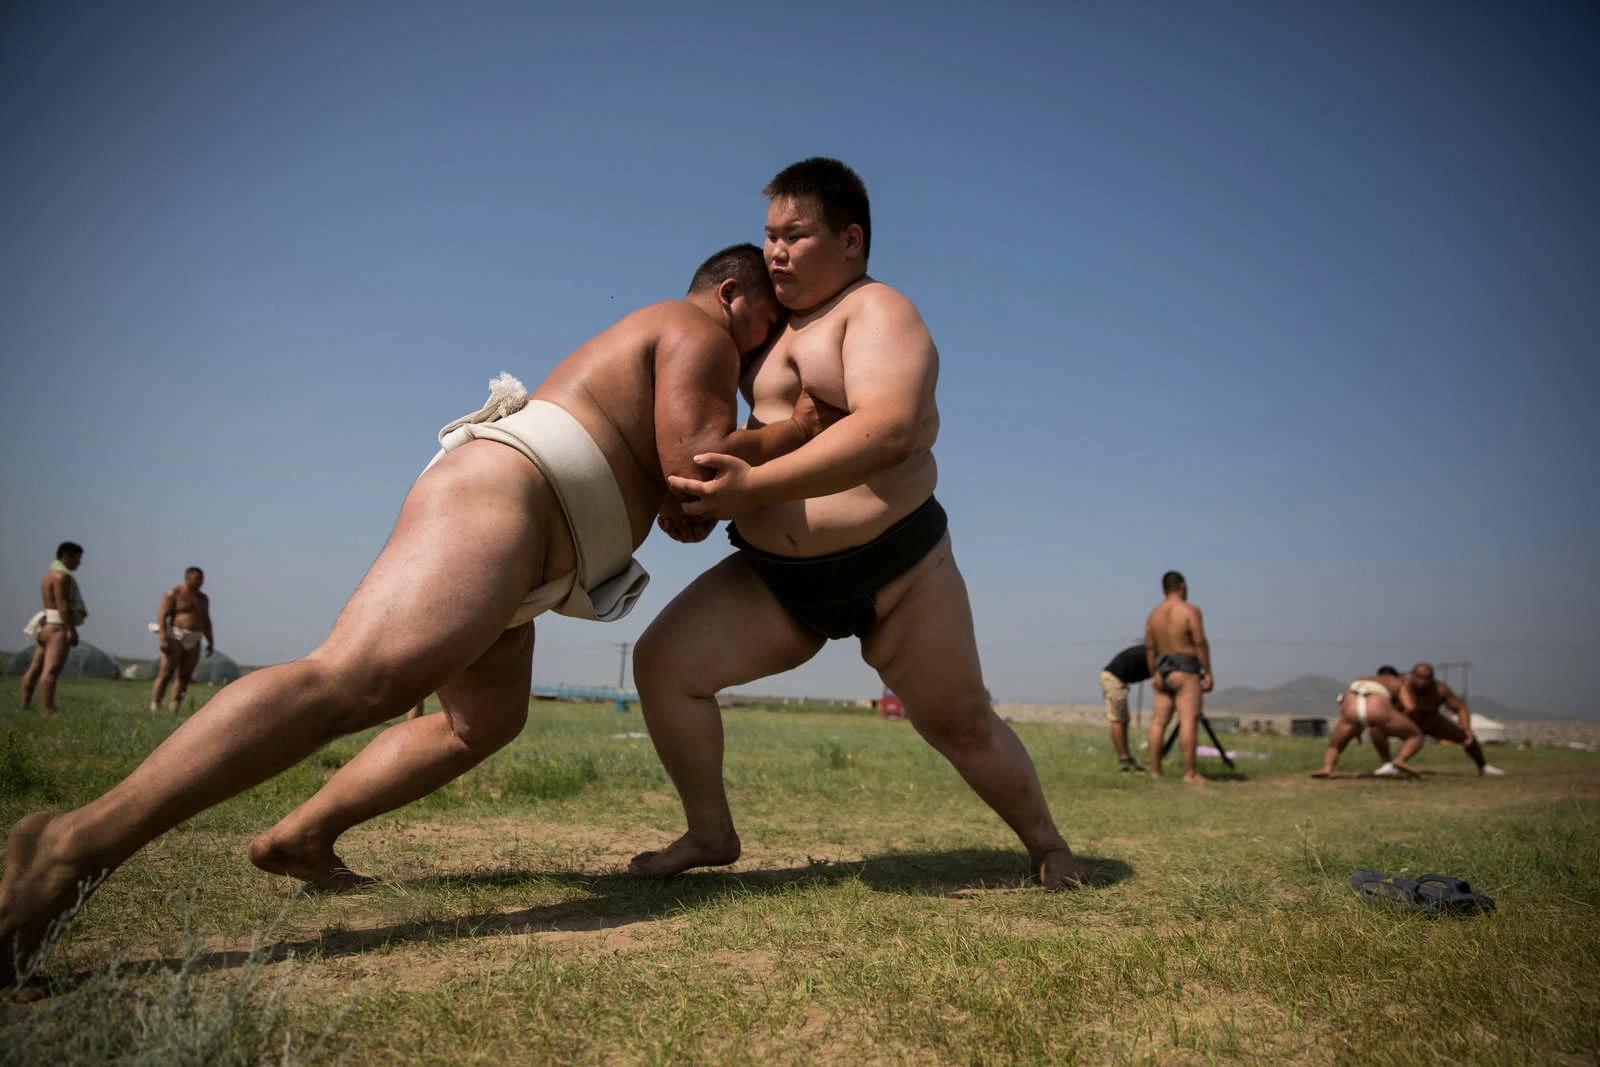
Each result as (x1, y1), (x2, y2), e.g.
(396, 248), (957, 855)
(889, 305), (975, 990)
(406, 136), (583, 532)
(1206, 674), (1542, 721)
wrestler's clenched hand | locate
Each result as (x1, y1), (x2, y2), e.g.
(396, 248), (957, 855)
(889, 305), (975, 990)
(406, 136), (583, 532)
(657, 495), (717, 542)
(656, 512), (716, 543)
(668, 453), (755, 519)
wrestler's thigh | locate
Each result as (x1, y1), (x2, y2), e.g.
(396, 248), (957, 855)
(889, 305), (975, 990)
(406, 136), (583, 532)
(39, 629), (70, 673)
(860, 538), (988, 724)
(1370, 703), (1420, 737)
(1327, 717), (1360, 746)
(178, 645), (202, 681)
(1173, 674), (1203, 718)
(313, 441), (548, 694)
(1419, 711), (1466, 743)
(1150, 684), (1176, 723)
(636, 553), (824, 695)
(436, 623), (535, 750)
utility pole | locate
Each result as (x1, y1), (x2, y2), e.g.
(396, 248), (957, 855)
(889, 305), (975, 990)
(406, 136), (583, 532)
(1439, 660), (1472, 702)
(615, 642), (630, 691)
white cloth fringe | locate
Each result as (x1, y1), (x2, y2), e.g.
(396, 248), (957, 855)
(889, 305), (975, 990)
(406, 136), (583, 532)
(438, 373), (529, 450)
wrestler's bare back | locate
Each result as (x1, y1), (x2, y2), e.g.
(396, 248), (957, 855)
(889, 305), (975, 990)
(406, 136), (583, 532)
(735, 280), (940, 555)
(1363, 674), (1404, 700)
(526, 300), (762, 573)
(37, 571), (65, 614)
(1146, 600), (1203, 657)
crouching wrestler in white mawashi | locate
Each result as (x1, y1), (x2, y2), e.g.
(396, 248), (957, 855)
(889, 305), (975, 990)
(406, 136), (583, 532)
(1311, 668), (1424, 779)
(1, 244), (826, 983)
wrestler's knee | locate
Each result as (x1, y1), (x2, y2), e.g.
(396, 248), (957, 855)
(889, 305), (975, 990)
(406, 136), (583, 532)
(446, 702), (528, 755)
(911, 691), (995, 751)
(633, 625), (701, 697)
(305, 652), (417, 734)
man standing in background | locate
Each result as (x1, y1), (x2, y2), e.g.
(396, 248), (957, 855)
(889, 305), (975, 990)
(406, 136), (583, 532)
(149, 566), (214, 714)
(1099, 644), (1149, 772)
(1144, 570), (1213, 783)
(19, 541), (87, 716)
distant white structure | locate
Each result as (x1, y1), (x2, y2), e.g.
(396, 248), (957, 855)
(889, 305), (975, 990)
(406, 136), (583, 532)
(1467, 714), (1507, 744)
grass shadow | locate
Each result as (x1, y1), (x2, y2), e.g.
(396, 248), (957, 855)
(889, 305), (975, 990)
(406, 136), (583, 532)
(74, 848), (1134, 981)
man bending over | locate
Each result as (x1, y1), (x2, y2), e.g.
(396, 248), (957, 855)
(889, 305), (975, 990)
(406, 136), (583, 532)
(1400, 662), (1505, 777)
(1, 243), (817, 984)
(1311, 666), (1424, 778)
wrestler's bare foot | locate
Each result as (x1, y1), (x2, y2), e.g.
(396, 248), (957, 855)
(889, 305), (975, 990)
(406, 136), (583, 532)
(627, 831), (740, 878)
(1036, 847), (1088, 891)
(1310, 769), (1334, 778)
(248, 831), (376, 894)
(0, 812), (101, 989)
(1182, 772), (1206, 785)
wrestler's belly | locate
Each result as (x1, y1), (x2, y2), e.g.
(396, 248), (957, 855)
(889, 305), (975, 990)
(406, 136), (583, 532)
(170, 614), (203, 631)
(734, 453), (938, 557)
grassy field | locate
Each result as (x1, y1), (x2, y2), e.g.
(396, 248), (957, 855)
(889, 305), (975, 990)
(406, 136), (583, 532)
(2, 678), (1598, 1065)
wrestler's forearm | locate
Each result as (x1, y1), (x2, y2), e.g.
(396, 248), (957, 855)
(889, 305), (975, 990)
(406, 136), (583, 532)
(742, 413), (913, 504)
(717, 418), (809, 467)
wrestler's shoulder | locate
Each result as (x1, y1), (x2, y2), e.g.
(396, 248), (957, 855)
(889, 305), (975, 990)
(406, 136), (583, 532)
(628, 300), (729, 346)
(841, 278), (921, 316)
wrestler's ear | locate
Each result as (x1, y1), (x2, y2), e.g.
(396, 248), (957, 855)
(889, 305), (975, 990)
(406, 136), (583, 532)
(716, 277), (738, 311)
(841, 223), (864, 259)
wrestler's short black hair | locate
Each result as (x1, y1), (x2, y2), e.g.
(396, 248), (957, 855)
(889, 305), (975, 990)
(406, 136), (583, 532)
(56, 541), (83, 560)
(1376, 665), (1400, 677)
(1161, 570), (1186, 593)
(764, 157), (871, 262)
(185, 566), (204, 578)
(688, 243), (773, 301)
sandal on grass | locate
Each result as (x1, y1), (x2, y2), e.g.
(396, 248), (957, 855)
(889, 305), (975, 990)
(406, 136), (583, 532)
(1350, 869), (1495, 916)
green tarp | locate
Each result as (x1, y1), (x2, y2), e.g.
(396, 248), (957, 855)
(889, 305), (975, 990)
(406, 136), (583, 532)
(5, 642), (120, 678)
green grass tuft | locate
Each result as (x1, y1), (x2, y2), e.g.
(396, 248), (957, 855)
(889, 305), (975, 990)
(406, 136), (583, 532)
(498, 752), (599, 801)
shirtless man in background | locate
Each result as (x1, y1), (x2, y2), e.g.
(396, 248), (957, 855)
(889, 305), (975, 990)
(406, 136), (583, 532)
(628, 158), (1084, 889)
(1144, 570), (1213, 783)
(1402, 662), (1505, 777)
(149, 567), (214, 714)
(19, 542), (87, 716)
(1311, 666), (1424, 778)
(2, 243), (817, 984)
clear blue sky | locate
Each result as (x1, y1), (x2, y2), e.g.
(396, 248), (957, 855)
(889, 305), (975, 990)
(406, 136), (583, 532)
(3, 3), (1595, 715)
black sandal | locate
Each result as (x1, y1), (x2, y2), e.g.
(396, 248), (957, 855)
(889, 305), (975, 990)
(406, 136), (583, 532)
(1350, 868), (1495, 916)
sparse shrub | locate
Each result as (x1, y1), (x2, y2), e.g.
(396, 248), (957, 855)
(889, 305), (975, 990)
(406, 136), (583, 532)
(2, 894), (345, 1067)
(816, 740), (852, 771)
